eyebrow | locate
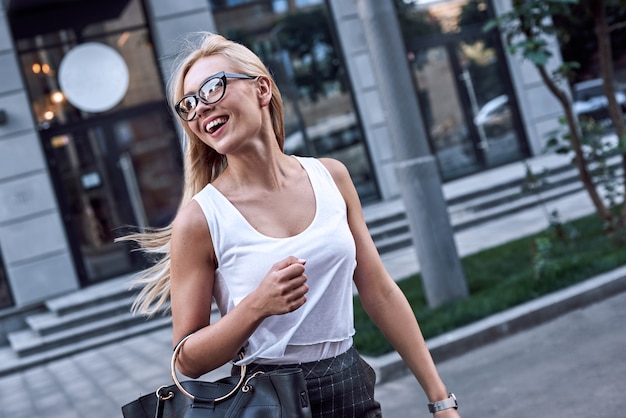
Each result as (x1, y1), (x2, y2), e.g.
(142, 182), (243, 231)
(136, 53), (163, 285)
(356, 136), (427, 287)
(182, 71), (224, 96)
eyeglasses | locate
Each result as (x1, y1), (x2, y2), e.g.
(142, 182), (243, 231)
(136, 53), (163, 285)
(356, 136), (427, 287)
(175, 71), (256, 121)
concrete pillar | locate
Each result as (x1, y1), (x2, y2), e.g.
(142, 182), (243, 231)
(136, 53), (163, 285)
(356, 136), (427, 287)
(356, 0), (468, 306)
(325, 0), (400, 200)
(0, 5), (78, 306)
(143, 0), (217, 84)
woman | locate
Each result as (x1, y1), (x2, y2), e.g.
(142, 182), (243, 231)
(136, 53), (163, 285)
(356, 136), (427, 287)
(123, 32), (460, 417)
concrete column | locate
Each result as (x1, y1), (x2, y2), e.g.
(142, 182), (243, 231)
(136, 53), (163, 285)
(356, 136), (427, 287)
(325, 0), (400, 200)
(356, 0), (468, 306)
(144, 0), (217, 84)
(0, 5), (78, 306)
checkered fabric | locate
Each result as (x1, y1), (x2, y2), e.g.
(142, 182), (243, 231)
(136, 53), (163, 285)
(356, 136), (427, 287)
(232, 346), (382, 417)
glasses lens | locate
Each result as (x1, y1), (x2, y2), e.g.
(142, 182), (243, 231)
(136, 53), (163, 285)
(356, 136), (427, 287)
(199, 78), (224, 103)
(177, 96), (197, 121)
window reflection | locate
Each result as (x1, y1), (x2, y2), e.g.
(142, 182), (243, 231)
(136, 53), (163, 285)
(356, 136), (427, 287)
(401, 0), (526, 178)
(0, 252), (12, 309)
(212, 1), (378, 202)
(401, 0), (489, 34)
(15, 0), (184, 283)
(17, 0), (161, 130)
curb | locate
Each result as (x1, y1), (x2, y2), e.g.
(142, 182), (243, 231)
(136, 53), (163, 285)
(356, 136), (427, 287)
(365, 265), (626, 385)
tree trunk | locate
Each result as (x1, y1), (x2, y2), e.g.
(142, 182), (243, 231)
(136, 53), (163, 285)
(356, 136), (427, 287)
(516, 8), (613, 226)
(591, 0), (626, 226)
(535, 65), (613, 224)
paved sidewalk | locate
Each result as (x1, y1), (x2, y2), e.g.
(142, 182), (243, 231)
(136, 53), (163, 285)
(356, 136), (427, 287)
(377, 290), (626, 418)
(0, 270), (623, 418)
(1, 150), (624, 417)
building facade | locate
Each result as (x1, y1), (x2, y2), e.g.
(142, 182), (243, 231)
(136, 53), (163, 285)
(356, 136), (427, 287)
(0, 0), (563, 333)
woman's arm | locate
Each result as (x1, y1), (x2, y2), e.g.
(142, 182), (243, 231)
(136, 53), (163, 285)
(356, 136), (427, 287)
(321, 158), (460, 417)
(170, 200), (308, 378)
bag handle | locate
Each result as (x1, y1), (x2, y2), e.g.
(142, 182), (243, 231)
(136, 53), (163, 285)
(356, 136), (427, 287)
(170, 334), (247, 402)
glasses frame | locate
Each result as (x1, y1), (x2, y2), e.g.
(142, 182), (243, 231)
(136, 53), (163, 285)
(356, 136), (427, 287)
(174, 71), (256, 121)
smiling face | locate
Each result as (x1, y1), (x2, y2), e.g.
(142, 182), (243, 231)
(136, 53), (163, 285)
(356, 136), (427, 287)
(182, 55), (270, 155)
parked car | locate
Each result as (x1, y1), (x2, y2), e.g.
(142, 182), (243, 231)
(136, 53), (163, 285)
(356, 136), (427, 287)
(473, 94), (512, 136)
(572, 78), (626, 123)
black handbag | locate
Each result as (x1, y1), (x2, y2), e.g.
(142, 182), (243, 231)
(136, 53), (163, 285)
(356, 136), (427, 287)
(121, 335), (312, 418)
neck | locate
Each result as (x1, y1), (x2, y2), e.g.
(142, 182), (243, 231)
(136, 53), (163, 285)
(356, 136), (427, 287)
(218, 141), (295, 193)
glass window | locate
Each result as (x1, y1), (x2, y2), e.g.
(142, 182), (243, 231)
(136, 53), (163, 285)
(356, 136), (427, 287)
(398, 0), (490, 34)
(19, 27), (162, 130)
(0, 253), (12, 309)
(16, 0), (161, 130)
(212, 1), (379, 202)
(12, 0), (183, 284)
(401, 0), (527, 179)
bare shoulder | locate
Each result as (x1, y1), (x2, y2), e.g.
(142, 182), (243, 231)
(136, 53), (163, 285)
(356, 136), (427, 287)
(172, 200), (208, 236)
(171, 199), (215, 264)
(318, 157), (361, 209)
(318, 157), (351, 184)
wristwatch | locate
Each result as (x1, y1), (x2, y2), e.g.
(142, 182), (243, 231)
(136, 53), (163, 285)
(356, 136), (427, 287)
(428, 393), (458, 413)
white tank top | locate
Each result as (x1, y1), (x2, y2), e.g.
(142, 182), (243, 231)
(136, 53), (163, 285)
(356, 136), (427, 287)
(192, 156), (356, 364)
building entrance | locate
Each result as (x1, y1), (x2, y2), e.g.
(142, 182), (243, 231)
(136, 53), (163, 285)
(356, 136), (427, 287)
(41, 108), (182, 284)
(408, 34), (528, 180)
(9, 0), (183, 285)
(400, 0), (529, 181)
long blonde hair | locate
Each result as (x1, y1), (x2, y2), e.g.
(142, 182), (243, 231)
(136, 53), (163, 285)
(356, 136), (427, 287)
(121, 32), (284, 316)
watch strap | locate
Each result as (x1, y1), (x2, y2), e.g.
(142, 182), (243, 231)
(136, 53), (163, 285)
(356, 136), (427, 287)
(428, 393), (458, 413)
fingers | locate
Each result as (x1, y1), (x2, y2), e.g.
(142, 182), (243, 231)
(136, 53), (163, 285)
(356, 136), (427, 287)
(273, 255), (306, 271)
(257, 256), (309, 316)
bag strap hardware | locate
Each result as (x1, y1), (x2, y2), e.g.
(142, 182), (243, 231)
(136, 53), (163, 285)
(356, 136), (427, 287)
(242, 371), (265, 392)
(170, 334), (247, 402)
(155, 385), (174, 401)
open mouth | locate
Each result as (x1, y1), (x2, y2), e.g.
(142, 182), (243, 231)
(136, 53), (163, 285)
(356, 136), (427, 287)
(205, 116), (228, 134)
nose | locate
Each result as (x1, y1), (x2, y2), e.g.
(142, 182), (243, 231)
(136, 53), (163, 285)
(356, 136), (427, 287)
(194, 98), (214, 119)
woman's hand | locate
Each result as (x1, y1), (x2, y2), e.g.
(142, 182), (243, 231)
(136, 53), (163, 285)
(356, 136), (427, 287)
(251, 256), (309, 317)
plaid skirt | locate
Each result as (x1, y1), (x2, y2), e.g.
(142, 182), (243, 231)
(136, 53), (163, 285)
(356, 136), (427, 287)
(232, 346), (382, 417)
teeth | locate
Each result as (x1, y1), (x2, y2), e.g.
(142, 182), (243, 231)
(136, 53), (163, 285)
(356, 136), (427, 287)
(205, 117), (227, 133)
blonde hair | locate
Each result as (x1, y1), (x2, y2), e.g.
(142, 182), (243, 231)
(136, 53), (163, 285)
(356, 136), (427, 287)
(120, 32), (284, 316)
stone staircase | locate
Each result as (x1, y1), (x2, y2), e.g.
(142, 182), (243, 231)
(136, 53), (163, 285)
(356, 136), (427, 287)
(2, 154), (619, 376)
(0, 275), (172, 375)
(366, 158), (619, 255)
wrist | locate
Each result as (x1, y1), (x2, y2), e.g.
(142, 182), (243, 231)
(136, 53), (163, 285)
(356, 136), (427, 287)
(427, 393), (458, 414)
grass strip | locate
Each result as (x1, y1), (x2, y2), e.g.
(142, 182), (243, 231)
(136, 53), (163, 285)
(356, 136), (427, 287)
(353, 214), (626, 356)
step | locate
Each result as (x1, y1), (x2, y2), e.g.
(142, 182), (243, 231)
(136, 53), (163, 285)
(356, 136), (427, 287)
(449, 165), (581, 215)
(46, 274), (134, 315)
(368, 218), (410, 242)
(26, 295), (136, 336)
(9, 311), (166, 357)
(374, 232), (414, 255)
(451, 181), (585, 231)
(0, 317), (172, 377)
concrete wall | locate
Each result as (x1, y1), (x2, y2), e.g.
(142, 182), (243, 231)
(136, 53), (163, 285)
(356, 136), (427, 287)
(144, 0), (217, 86)
(0, 4), (78, 307)
(326, 0), (400, 200)
(329, 0), (565, 201)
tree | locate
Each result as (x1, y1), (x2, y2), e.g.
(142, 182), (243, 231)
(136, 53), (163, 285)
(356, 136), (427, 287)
(485, 0), (626, 230)
(589, 0), (626, 223)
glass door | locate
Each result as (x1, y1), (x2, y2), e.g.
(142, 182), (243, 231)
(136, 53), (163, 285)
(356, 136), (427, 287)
(400, 0), (528, 180)
(42, 109), (182, 284)
(409, 37), (527, 180)
(456, 38), (526, 168)
(411, 45), (482, 179)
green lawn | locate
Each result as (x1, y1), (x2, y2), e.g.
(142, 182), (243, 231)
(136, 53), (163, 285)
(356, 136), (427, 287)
(353, 214), (626, 356)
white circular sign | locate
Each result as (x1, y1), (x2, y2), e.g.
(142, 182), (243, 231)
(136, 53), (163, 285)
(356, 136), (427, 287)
(58, 42), (129, 113)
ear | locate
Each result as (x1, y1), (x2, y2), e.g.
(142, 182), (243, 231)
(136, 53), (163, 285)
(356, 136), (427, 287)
(256, 76), (272, 107)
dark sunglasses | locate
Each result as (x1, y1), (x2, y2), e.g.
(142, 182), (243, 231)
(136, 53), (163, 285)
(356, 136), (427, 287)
(175, 71), (256, 121)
